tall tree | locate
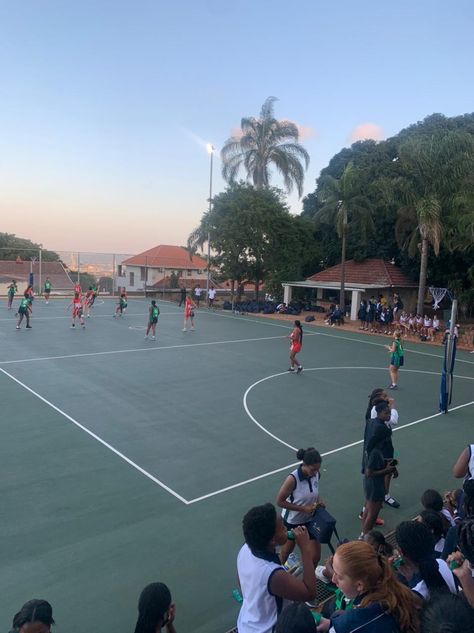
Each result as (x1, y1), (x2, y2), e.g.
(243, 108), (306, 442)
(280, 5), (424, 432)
(220, 97), (310, 197)
(188, 183), (316, 300)
(391, 130), (474, 314)
(315, 163), (374, 308)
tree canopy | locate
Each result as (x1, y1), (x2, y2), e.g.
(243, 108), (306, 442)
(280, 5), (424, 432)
(0, 233), (60, 261)
(220, 97), (310, 197)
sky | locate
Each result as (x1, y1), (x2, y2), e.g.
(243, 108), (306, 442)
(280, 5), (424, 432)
(0, 0), (473, 254)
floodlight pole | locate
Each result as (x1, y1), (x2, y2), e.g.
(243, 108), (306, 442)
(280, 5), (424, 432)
(206, 145), (214, 302)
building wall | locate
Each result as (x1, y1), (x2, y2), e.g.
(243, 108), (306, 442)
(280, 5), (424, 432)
(116, 265), (208, 292)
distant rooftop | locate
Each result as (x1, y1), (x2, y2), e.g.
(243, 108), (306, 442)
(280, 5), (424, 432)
(122, 245), (208, 270)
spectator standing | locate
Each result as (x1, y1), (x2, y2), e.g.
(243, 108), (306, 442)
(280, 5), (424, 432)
(208, 286), (216, 307)
(194, 284), (202, 307)
(178, 285), (186, 307)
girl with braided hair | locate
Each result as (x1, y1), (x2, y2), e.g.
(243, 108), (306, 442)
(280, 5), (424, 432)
(9, 599), (55, 633)
(316, 540), (420, 633)
(134, 582), (176, 633)
(395, 520), (457, 599)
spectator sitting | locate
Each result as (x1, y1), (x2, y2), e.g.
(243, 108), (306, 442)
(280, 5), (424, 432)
(9, 599), (55, 633)
(237, 502), (317, 633)
(420, 591), (474, 633)
(421, 489), (456, 531)
(418, 510), (447, 557)
(395, 520), (457, 599)
(442, 479), (474, 559)
(449, 517), (474, 607)
(134, 582), (177, 633)
(276, 303), (288, 314)
(328, 305), (343, 327)
(316, 540), (420, 633)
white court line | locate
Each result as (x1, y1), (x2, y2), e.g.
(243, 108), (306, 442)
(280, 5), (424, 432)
(0, 312), (181, 322)
(243, 366), (474, 452)
(188, 367), (474, 505)
(0, 367), (189, 504)
(0, 333), (319, 365)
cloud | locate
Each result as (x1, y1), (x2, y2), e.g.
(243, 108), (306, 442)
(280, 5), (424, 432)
(295, 124), (318, 141)
(349, 123), (384, 142)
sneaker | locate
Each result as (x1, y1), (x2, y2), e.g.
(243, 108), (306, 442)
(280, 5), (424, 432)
(315, 565), (330, 584)
(151, 336), (156, 340)
(82, 325), (86, 329)
(385, 496), (400, 508)
(182, 328), (187, 331)
(358, 512), (384, 526)
(71, 324), (75, 328)
(16, 326), (20, 329)
(388, 384), (398, 390)
(190, 327), (195, 331)
(288, 367), (295, 372)
(144, 335), (148, 339)
(296, 366), (303, 374)
(26, 325), (32, 329)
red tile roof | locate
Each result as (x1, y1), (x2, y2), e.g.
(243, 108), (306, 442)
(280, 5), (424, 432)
(122, 245), (208, 270)
(0, 261), (74, 288)
(307, 259), (417, 288)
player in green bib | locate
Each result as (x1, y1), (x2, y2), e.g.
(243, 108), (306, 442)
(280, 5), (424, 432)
(7, 280), (17, 310)
(16, 295), (33, 329)
(145, 300), (160, 340)
(386, 331), (404, 390)
(114, 292), (128, 317)
(44, 278), (52, 303)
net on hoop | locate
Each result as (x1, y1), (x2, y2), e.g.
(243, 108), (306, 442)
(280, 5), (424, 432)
(429, 287), (453, 309)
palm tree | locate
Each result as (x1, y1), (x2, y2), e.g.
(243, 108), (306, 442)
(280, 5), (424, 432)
(220, 97), (310, 197)
(316, 163), (374, 309)
(392, 131), (474, 315)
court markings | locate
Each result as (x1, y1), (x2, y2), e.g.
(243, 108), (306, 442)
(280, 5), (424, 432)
(243, 366), (474, 452)
(0, 332), (317, 365)
(197, 308), (474, 365)
(0, 311), (180, 322)
(0, 366), (189, 505)
(2, 363), (472, 506)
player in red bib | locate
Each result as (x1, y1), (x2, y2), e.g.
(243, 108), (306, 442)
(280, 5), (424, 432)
(183, 295), (196, 331)
(288, 319), (303, 374)
(84, 287), (94, 318)
(68, 292), (86, 329)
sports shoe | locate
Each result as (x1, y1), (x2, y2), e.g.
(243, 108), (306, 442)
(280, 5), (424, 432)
(82, 325), (86, 329)
(315, 565), (331, 584)
(151, 336), (156, 340)
(288, 367), (295, 372)
(144, 335), (148, 339)
(388, 384), (398, 390)
(190, 327), (195, 331)
(358, 512), (384, 526)
(26, 325), (32, 329)
(71, 324), (75, 328)
(182, 328), (187, 331)
(16, 326), (20, 329)
(385, 496), (400, 508)
(296, 366), (303, 374)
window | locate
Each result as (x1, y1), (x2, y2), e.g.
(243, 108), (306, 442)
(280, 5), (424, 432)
(187, 270), (192, 276)
(140, 267), (146, 281)
(129, 272), (135, 286)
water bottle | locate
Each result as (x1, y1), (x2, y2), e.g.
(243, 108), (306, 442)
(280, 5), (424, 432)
(232, 588), (243, 603)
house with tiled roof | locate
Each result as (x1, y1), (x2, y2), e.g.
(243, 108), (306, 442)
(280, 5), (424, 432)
(117, 245), (210, 292)
(282, 258), (418, 320)
(0, 260), (74, 295)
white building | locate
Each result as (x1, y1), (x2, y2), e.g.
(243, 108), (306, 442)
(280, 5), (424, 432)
(117, 245), (209, 292)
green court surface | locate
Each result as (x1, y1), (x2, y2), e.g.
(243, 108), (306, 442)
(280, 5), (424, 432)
(1, 297), (473, 632)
